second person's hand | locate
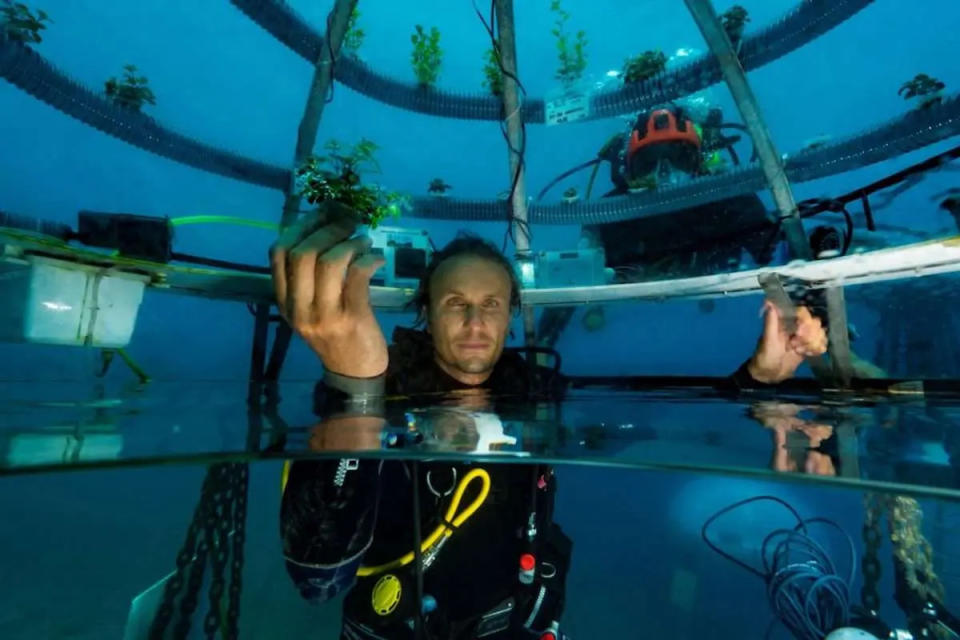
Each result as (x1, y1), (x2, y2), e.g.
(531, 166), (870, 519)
(748, 301), (828, 384)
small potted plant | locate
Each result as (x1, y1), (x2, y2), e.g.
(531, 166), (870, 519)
(562, 187), (579, 204)
(411, 24), (442, 89)
(550, 0), (587, 86)
(105, 64), (156, 112)
(342, 8), (364, 56)
(720, 5), (750, 51)
(0, 2), (51, 43)
(427, 178), (452, 198)
(622, 50), (667, 85)
(899, 73), (946, 110)
(481, 47), (504, 96)
(296, 138), (410, 229)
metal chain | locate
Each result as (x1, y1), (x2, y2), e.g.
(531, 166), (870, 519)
(151, 463), (250, 640)
(887, 496), (950, 639)
(889, 496), (945, 604)
(151, 467), (217, 639)
(203, 465), (230, 639)
(174, 535), (210, 639)
(227, 464), (249, 640)
(173, 467), (218, 640)
(861, 492), (883, 614)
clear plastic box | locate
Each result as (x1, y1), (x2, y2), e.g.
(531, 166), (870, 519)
(0, 255), (147, 347)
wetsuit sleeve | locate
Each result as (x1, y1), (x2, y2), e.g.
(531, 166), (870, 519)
(728, 359), (775, 389)
(280, 458), (382, 604)
(282, 373), (389, 604)
(315, 370), (386, 416)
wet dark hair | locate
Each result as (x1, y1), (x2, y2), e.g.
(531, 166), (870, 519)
(410, 233), (521, 327)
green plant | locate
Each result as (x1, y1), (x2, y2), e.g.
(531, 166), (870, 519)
(626, 174), (657, 192)
(410, 24), (442, 88)
(899, 73), (945, 103)
(550, 0), (587, 85)
(1, 3), (51, 43)
(720, 5), (750, 44)
(104, 64), (156, 112)
(343, 8), (364, 54)
(296, 138), (410, 228)
(622, 50), (667, 84)
(481, 47), (504, 96)
(428, 178), (452, 195)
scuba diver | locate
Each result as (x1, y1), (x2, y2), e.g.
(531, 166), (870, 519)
(536, 103), (781, 346)
(268, 214), (827, 638)
(274, 232), (573, 639)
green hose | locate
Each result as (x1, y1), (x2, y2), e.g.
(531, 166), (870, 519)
(169, 215), (278, 232)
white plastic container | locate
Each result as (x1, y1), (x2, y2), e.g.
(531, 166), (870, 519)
(0, 255), (147, 347)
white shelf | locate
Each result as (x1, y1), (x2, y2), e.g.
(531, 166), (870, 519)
(3, 229), (958, 311)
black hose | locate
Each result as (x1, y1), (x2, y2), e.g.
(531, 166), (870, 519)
(536, 159), (602, 201)
(585, 161), (603, 200)
(720, 122), (759, 162)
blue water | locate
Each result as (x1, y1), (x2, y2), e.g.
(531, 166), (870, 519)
(3, 1), (960, 638)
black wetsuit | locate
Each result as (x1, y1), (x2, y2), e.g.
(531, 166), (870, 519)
(281, 328), (570, 640)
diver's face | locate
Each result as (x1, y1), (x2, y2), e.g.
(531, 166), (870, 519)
(427, 255), (513, 385)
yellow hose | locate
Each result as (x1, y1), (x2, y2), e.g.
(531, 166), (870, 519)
(280, 461), (491, 577)
(357, 467), (490, 576)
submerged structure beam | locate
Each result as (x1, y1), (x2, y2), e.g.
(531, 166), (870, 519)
(684, 0), (810, 261)
(5, 27), (958, 228)
(493, 0), (536, 345)
(266, 0), (358, 384)
(230, 0), (873, 124)
(279, 0), (357, 227)
(409, 96), (960, 224)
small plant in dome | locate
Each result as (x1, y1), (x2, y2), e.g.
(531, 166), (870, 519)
(720, 5), (750, 49)
(411, 24), (442, 88)
(622, 50), (667, 84)
(1, 3), (51, 43)
(343, 8), (364, 55)
(898, 73), (946, 109)
(626, 174), (658, 193)
(562, 187), (579, 204)
(427, 178), (452, 197)
(482, 47), (504, 96)
(104, 64), (156, 112)
(550, 0), (587, 86)
(296, 138), (410, 228)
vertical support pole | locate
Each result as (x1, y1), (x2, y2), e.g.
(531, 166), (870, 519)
(280, 0), (358, 228)
(495, 0), (536, 347)
(266, 0), (357, 384)
(683, 0), (811, 261)
(246, 303), (271, 452)
(823, 286), (854, 386)
(835, 421), (861, 479)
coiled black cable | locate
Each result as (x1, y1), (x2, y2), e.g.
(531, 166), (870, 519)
(701, 496), (856, 640)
